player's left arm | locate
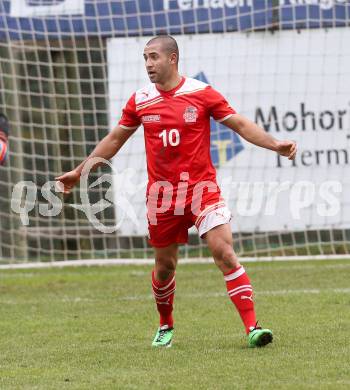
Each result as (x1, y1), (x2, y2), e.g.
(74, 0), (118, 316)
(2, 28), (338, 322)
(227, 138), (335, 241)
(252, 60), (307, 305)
(222, 114), (297, 160)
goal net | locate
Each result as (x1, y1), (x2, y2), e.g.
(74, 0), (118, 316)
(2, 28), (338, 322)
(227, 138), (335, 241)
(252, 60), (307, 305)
(0, 0), (349, 264)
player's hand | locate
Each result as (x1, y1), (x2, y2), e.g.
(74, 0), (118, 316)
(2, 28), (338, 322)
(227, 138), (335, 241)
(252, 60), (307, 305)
(275, 140), (297, 160)
(55, 170), (81, 194)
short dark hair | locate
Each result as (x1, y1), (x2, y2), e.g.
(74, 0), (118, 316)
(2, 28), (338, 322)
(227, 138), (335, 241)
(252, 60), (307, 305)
(146, 35), (179, 64)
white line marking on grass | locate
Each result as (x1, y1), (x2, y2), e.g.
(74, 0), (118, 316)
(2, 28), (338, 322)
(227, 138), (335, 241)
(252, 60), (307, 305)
(117, 287), (350, 301)
(1, 288), (349, 305)
(246, 263), (350, 271)
(60, 297), (96, 303)
(0, 273), (38, 279)
(0, 255), (349, 270)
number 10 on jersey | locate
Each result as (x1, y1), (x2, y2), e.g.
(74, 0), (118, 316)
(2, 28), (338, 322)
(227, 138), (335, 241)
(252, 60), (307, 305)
(159, 129), (180, 147)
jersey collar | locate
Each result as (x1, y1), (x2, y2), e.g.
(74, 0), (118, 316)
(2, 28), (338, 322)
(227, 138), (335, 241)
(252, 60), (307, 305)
(156, 76), (185, 97)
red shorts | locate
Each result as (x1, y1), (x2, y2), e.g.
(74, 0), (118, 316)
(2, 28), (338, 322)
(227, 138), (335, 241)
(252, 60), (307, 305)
(147, 190), (229, 248)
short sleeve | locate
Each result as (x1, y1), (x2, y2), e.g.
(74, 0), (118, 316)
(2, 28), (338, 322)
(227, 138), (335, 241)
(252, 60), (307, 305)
(204, 86), (236, 122)
(118, 93), (141, 130)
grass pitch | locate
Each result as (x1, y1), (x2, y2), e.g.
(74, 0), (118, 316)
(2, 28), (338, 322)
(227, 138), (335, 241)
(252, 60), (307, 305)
(0, 260), (349, 389)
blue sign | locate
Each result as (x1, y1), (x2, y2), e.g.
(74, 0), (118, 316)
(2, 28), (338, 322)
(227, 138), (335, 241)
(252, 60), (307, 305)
(0, 1), (349, 41)
(194, 72), (244, 168)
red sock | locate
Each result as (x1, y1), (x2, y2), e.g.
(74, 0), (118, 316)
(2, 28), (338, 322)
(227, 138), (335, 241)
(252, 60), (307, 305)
(224, 265), (256, 334)
(151, 270), (176, 329)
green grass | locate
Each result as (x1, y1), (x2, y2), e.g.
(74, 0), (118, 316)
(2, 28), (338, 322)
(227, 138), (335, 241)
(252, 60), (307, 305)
(0, 260), (349, 389)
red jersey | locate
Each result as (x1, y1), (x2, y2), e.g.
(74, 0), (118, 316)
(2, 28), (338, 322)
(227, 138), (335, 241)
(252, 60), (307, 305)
(119, 76), (235, 195)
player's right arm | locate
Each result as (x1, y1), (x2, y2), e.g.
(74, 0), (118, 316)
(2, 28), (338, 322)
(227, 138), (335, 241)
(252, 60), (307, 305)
(56, 93), (140, 194)
(55, 125), (137, 194)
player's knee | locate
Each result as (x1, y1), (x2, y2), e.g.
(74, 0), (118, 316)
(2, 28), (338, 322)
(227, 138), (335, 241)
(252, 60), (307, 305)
(155, 266), (175, 281)
(211, 241), (230, 260)
(154, 255), (176, 281)
(213, 243), (238, 270)
(220, 248), (236, 265)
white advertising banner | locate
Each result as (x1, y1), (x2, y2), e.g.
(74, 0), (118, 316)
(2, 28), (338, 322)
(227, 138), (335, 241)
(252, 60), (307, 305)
(10, 0), (84, 17)
(107, 29), (350, 235)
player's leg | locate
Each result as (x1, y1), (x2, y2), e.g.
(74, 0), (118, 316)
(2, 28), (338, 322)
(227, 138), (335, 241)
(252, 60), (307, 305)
(205, 223), (255, 330)
(151, 243), (178, 347)
(204, 223), (273, 347)
(154, 242), (178, 281)
(148, 208), (190, 347)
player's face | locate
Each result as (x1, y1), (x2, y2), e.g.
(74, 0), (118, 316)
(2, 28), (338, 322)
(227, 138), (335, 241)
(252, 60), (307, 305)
(143, 43), (174, 84)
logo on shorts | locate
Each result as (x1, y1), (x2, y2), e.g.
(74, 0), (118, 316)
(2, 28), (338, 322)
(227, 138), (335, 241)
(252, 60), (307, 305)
(142, 115), (160, 123)
(183, 106), (198, 123)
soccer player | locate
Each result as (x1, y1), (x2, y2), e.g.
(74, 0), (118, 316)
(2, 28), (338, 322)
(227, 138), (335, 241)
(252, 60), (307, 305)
(56, 35), (297, 348)
(0, 113), (9, 166)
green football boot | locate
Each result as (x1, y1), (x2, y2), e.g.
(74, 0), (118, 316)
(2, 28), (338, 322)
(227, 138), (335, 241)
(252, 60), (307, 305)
(248, 324), (273, 348)
(152, 325), (174, 348)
